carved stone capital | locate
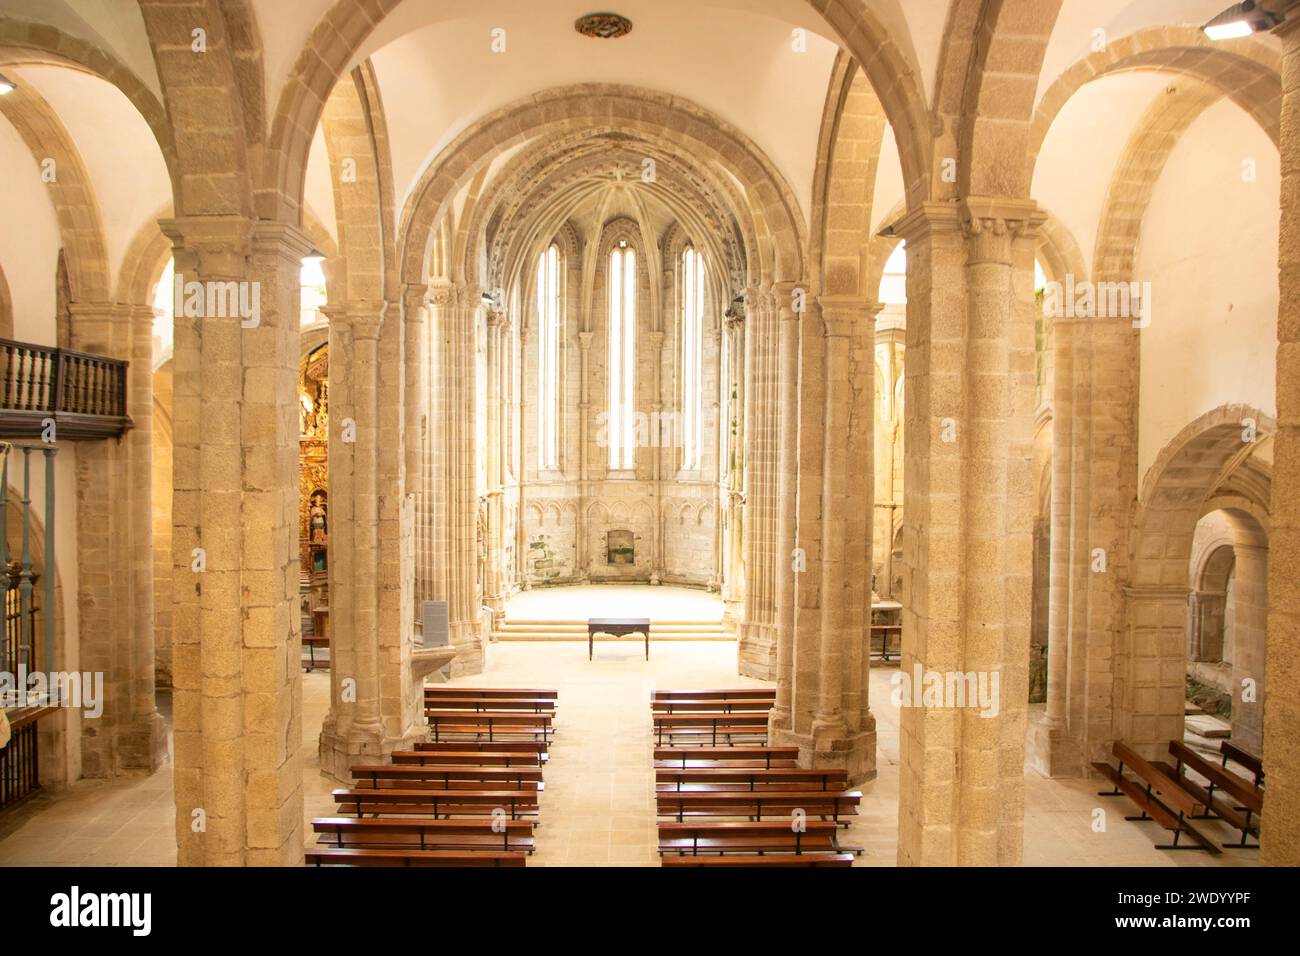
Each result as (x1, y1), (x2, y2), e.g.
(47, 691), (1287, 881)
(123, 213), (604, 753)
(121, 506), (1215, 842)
(960, 197), (1046, 265)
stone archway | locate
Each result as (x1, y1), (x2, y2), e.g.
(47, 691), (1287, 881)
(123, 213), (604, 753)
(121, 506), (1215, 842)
(1123, 404), (1274, 760)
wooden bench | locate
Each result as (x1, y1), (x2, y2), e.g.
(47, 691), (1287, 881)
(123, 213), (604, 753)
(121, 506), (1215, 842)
(333, 787), (540, 820)
(653, 689), (776, 702)
(306, 847), (526, 867)
(652, 698), (775, 713)
(657, 821), (855, 856)
(425, 695), (556, 713)
(424, 687), (558, 700)
(351, 764), (544, 791)
(1221, 740), (1264, 788)
(413, 740), (548, 764)
(654, 747), (799, 770)
(1162, 741), (1263, 849)
(312, 817), (536, 853)
(426, 710), (553, 744)
(660, 852), (853, 867)
(1092, 741), (1220, 853)
(656, 789), (861, 825)
(655, 767), (849, 792)
(392, 749), (542, 769)
(653, 712), (769, 746)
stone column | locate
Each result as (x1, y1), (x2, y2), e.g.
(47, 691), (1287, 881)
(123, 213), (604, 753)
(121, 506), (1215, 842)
(774, 292), (877, 779)
(318, 298), (420, 779)
(721, 306), (746, 625)
(649, 329), (666, 584)
(435, 284), (482, 675)
(576, 330), (594, 578)
(1230, 543), (1267, 754)
(402, 284), (429, 607)
(1263, 1), (1300, 866)
(484, 308), (507, 620)
(769, 288), (799, 734)
(892, 199), (1041, 866)
(738, 287), (778, 678)
(161, 216), (307, 866)
(67, 301), (168, 776)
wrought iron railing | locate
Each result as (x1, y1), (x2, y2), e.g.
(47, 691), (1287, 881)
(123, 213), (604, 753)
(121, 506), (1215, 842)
(0, 338), (131, 439)
(0, 716), (41, 811)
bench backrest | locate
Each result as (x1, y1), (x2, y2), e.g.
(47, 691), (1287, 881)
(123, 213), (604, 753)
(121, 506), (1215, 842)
(1220, 741), (1264, 780)
(1169, 741), (1263, 812)
(1112, 741), (1199, 817)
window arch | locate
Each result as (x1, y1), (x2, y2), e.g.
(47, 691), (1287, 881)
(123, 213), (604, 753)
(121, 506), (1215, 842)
(608, 244), (637, 470)
(680, 245), (705, 470)
(535, 243), (561, 470)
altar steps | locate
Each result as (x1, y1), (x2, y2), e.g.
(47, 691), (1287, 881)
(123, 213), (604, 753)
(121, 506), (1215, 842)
(491, 619), (731, 642)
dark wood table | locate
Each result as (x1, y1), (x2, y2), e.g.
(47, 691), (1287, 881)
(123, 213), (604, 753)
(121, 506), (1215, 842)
(587, 618), (651, 660)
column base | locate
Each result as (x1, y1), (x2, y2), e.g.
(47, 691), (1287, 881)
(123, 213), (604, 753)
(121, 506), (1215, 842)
(1025, 707), (1084, 778)
(773, 721), (877, 784)
(121, 711), (170, 773)
(737, 622), (776, 680)
(318, 723), (426, 783)
(448, 621), (485, 677)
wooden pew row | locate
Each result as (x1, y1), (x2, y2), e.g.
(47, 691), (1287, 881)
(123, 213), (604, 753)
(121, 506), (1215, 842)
(661, 853), (853, 867)
(656, 789), (861, 825)
(426, 710), (553, 744)
(425, 687), (558, 700)
(392, 749), (542, 769)
(655, 767), (849, 792)
(1221, 741), (1264, 788)
(312, 817), (536, 853)
(307, 847), (526, 867)
(1092, 741), (1220, 854)
(351, 764), (544, 791)
(653, 712), (769, 747)
(333, 787), (540, 820)
(658, 821), (858, 856)
(653, 689), (776, 702)
(654, 746), (799, 770)
(652, 699), (774, 713)
(1159, 741), (1263, 849)
(425, 698), (556, 714)
(413, 741), (549, 763)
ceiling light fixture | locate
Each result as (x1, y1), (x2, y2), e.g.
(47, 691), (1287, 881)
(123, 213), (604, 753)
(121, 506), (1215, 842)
(1202, 1), (1280, 40)
(0, 73), (15, 96)
(575, 13), (632, 39)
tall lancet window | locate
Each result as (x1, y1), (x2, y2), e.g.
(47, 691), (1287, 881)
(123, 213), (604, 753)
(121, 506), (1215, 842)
(608, 244), (637, 470)
(535, 243), (561, 470)
(680, 246), (705, 470)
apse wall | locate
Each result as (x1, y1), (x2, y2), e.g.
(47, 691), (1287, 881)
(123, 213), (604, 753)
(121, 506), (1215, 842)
(519, 222), (720, 589)
(1136, 98), (1280, 482)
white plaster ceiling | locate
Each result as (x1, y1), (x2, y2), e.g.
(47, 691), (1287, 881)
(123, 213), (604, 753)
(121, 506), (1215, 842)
(1034, 0), (1273, 109)
(1031, 70), (1174, 276)
(11, 64), (172, 296)
(0, 0), (161, 99)
(349, 0), (840, 224)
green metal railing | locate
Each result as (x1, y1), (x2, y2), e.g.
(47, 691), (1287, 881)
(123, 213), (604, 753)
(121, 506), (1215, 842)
(0, 441), (57, 683)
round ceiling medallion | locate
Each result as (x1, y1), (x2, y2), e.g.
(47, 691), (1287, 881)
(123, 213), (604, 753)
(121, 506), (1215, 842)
(575, 13), (632, 39)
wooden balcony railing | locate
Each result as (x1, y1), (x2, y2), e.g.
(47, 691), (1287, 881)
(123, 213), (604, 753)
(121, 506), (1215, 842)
(0, 338), (132, 439)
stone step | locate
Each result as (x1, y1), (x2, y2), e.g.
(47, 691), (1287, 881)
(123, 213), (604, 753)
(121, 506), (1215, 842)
(1184, 701), (1205, 716)
(1185, 713), (1232, 739)
(491, 621), (733, 642)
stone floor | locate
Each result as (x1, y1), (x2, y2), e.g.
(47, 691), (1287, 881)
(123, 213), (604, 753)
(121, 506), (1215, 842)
(0, 641), (1261, 867)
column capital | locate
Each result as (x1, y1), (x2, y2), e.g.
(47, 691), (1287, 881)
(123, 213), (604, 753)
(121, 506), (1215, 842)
(402, 282), (430, 315)
(960, 197), (1046, 264)
(158, 215), (256, 277)
(888, 201), (963, 245)
(577, 330), (595, 350)
(485, 308), (507, 329)
(325, 300), (388, 340)
(817, 295), (880, 337)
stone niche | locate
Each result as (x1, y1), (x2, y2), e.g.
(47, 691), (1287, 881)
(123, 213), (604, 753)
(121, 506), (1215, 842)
(606, 529), (635, 565)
